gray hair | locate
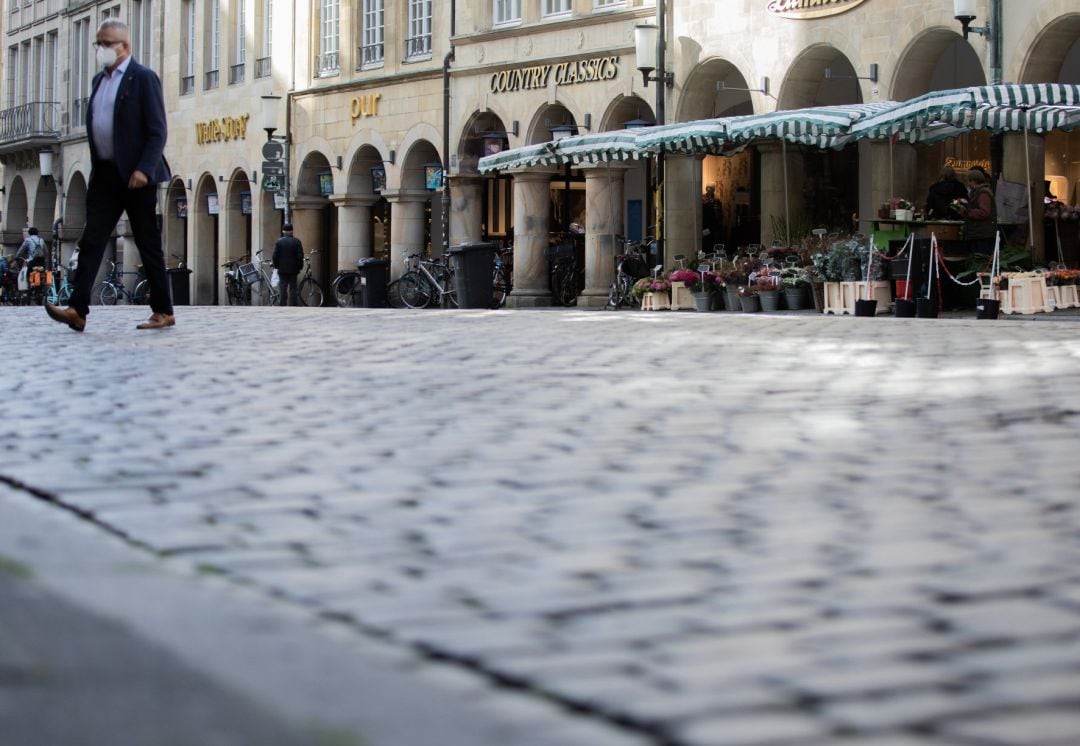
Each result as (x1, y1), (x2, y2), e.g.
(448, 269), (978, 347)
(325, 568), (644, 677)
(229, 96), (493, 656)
(97, 19), (129, 37)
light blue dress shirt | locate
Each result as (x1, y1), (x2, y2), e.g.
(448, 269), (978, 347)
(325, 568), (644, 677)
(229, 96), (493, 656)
(90, 57), (132, 162)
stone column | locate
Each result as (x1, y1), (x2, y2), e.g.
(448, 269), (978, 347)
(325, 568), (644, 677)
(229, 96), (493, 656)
(758, 143), (805, 246)
(331, 194), (376, 271)
(578, 165), (625, 308)
(1003, 131), (1045, 262)
(506, 169), (554, 308)
(664, 154), (702, 263)
(384, 189), (429, 280)
(290, 195), (328, 286)
(449, 176), (484, 248)
(857, 139), (916, 236)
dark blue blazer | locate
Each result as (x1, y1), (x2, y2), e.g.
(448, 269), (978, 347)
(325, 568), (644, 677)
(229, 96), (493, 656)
(87, 58), (171, 184)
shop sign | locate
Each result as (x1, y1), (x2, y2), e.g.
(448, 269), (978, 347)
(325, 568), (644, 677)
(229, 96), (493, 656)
(766, 0), (869, 20)
(195, 114), (250, 145)
(945, 157), (991, 172)
(490, 56), (619, 94)
(350, 93), (382, 124)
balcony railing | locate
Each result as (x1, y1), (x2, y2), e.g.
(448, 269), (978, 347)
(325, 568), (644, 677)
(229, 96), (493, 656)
(204, 69), (219, 90)
(358, 42), (384, 68)
(405, 34), (431, 59)
(255, 57), (271, 79)
(229, 62), (245, 85)
(181, 76), (195, 95)
(0, 101), (60, 144)
(71, 96), (89, 128)
(317, 51), (339, 75)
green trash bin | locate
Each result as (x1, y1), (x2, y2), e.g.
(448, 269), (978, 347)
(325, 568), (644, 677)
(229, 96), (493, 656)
(448, 242), (496, 309)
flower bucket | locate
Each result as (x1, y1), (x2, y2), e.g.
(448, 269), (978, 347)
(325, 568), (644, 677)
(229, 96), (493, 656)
(893, 299), (916, 317)
(739, 294), (761, 313)
(975, 298), (1001, 319)
(758, 289), (780, 312)
(784, 287), (807, 311)
(916, 298), (938, 318)
(724, 285), (742, 312)
(693, 292), (713, 312)
(854, 299), (877, 317)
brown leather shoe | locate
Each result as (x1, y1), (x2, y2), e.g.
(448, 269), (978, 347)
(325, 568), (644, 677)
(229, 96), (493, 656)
(45, 303), (86, 332)
(136, 313), (176, 330)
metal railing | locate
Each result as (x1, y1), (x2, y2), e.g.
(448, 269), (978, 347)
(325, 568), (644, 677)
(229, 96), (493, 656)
(180, 75), (195, 95)
(0, 102), (60, 143)
(254, 57), (271, 79)
(204, 69), (219, 90)
(317, 51), (339, 75)
(358, 42), (383, 68)
(404, 34), (431, 59)
(229, 62), (245, 85)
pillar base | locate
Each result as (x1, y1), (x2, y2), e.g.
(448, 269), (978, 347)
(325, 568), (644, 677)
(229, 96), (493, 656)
(576, 289), (610, 308)
(506, 289), (553, 308)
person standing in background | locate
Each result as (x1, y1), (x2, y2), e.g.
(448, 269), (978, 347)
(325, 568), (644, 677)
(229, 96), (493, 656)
(272, 224), (304, 306)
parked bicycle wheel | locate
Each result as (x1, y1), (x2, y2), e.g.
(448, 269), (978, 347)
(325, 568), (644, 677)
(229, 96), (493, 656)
(398, 272), (432, 309)
(133, 280), (150, 305)
(57, 284), (72, 305)
(386, 279), (407, 308)
(332, 272), (360, 307)
(299, 277), (324, 307)
(492, 266), (510, 309)
(97, 282), (119, 305)
(435, 268), (458, 308)
(554, 268), (579, 306)
(251, 280), (275, 306)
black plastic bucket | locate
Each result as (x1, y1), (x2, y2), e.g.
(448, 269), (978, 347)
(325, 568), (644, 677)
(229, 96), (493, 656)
(893, 299), (916, 317)
(854, 299), (877, 317)
(916, 298), (938, 318)
(975, 298), (1001, 320)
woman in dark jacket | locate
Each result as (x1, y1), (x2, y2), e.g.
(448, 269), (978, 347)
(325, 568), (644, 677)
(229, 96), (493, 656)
(954, 168), (996, 255)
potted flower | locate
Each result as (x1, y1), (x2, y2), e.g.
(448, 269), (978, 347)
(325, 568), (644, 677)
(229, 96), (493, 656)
(892, 197), (914, 221)
(720, 269), (748, 312)
(736, 283), (761, 312)
(751, 277), (781, 311)
(780, 266), (811, 310)
(671, 268), (719, 311)
(633, 276), (672, 309)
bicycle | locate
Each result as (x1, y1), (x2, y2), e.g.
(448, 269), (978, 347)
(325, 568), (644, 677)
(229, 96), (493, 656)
(491, 245), (513, 309)
(45, 261), (75, 306)
(297, 250), (325, 307)
(395, 253), (458, 309)
(95, 261), (149, 305)
(222, 256), (255, 305)
(331, 260), (365, 307)
(606, 236), (652, 310)
(546, 238), (582, 307)
(248, 249), (281, 307)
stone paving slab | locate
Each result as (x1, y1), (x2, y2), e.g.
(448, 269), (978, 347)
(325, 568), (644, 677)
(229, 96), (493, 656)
(4, 304), (1080, 745)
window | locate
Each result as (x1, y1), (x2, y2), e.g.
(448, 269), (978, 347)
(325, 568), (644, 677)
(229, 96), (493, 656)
(19, 41), (30, 105)
(131, 0), (153, 68)
(181, 0), (195, 93)
(45, 32), (57, 104)
(594, 0), (624, 7)
(360, 0), (383, 68)
(100, 4), (120, 20)
(230, 0), (246, 83)
(318, 0), (339, 74)
(205, 0), (220, 89)
(254, 0), (271, 77)
(31, 35), (43, 102)
(542, 0), (570, 17)
(6, 47), (16, 109)
(493, 0), (520, 27)
(406, 0), (431, 59)
(71, 17), (91, 125)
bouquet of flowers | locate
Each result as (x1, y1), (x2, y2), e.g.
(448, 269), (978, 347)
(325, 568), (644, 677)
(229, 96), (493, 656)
(632, 276), (672, 300)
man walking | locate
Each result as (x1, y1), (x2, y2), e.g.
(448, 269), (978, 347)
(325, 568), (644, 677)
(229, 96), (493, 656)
(272, 224), (304, 306)
(45, 19), (172, 332)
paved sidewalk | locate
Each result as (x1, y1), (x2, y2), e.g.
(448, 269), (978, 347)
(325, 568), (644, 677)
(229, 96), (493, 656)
(3, 304), (1080, 746)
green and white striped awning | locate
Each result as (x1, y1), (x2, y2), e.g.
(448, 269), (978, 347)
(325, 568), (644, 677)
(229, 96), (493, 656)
(477, 142), (563, 172)
(633, 118), (736, 155)
(478, 128), (647, 172)
(725, 103), (897, 149)
(951, 104), (1080, 134)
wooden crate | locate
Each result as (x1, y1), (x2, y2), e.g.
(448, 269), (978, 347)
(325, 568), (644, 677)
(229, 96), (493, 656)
(669, 281), (695, 311)
(1000, 275), (1052, 315)
(823, 281), (892, 315)
(640, 292), (670, 311)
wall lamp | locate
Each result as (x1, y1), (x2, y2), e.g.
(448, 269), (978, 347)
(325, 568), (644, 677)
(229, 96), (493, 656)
(953, 0), (991, 39)
(476, 120), (519, 138)
(548, 114), (591, 141)
(384, 149), (395, 165)
(825, 64), (878, 83)
(634, 24), (673, 88)
(718, 77), (771, 97)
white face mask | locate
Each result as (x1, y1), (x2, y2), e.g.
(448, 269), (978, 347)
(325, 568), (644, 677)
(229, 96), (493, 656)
(96, 45), (118, 69)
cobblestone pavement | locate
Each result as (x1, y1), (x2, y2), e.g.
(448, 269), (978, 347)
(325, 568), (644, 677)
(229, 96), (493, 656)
(4, 304), (1080, 746)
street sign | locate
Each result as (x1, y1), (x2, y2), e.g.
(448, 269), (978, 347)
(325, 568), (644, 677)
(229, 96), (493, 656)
(261, 160), (284, 176)
(262, 141), (284, 160)
(262, 175), (282, 192)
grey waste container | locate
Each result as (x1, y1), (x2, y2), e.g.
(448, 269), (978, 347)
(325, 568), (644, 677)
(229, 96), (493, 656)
(357, 258), (389, 307)
(167, 267), (192, 305)
(448, 242), (496, 309)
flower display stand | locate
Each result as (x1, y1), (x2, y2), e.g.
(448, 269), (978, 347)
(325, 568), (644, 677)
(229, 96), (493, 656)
(669, 281), (695, 311)
(823, 281), (891, 315)
(1048, 284), (1079, 310)
(999, 275), (1052, 315)
(640, 292), (670, 311)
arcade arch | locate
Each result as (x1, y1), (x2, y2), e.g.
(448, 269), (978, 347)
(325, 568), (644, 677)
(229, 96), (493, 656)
(192, 174), (219, 305)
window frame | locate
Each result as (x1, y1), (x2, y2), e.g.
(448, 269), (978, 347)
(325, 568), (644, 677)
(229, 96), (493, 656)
(493, 0), (521, 28)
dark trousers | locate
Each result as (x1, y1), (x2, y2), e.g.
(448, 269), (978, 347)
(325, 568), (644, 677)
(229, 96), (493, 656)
(70, 161), (172, 318)
(278, 273), (299, 306)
